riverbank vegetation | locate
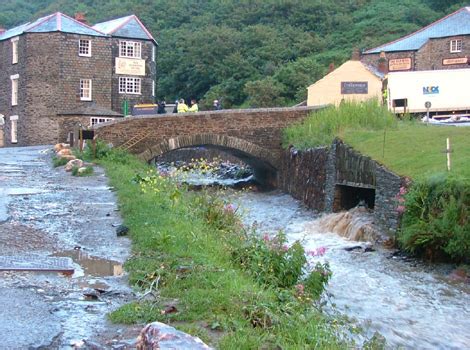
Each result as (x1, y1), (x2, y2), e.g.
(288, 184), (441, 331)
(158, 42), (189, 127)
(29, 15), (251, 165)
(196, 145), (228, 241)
(95, 149), (349, 348)
(283, 101), (469, 263)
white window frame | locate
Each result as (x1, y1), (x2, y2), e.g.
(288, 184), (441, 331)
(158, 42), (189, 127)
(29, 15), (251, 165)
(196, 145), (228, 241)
(79, 39), (91, 57)
(80, 79), (92, 101)
(10, 115), (18, 144)
(450, 39), (462, 53)
(152, 44), (156, 62)
(152, 79), (155, 97)
(11, 37), (19, 64)
(90, 117), (114, 126)
(10, 74), (19, 106)
(119, 77), (141, 94)
(119, 41), (141, 58)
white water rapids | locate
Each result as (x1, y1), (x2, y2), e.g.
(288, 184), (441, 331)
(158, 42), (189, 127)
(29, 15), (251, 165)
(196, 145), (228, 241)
(229, 190), (470, 349)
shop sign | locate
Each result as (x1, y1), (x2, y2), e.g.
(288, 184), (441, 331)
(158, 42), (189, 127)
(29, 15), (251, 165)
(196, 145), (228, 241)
(442, 57), (468, 65)
(388, 58), (412, 71)
(341, 81), (368, 94)
(115, 58), (146, 76)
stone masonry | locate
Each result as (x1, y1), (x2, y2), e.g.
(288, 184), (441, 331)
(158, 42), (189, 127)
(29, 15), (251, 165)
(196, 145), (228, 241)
(279, 139), (404, 235)
(0, 15), (156, 147)
(361, 35), (470, 72)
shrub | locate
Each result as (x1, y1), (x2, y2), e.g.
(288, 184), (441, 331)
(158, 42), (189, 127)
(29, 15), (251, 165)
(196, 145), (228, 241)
(232, 231), (331, 299)
(398, 174), (470, 262)
(52, 156), (69, 167)
(71, 165), (94, 177)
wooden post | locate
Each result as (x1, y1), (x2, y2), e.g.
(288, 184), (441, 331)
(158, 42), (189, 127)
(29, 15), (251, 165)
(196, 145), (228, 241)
(79, 128), (84, 152)
(447, 138), (451, 172)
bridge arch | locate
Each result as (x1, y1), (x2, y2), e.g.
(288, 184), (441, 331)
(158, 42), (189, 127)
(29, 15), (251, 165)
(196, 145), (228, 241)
(138, 134), (279, 185)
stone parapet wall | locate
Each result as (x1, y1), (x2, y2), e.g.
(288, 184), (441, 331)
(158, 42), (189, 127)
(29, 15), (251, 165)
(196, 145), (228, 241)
(94, 106), (320, 162)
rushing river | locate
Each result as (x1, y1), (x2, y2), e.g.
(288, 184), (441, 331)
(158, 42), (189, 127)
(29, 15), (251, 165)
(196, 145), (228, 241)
(158, 159), (470, 349)
(229, 189), (470, 350)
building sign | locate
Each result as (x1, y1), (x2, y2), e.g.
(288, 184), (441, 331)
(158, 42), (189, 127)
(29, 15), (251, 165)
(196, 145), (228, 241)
(341, 82), (368, 94)
(442, 57), (468, 65)
(423, 86), (439, 95)
(115, 58), (146, 76)
(388, 58), (412, 71)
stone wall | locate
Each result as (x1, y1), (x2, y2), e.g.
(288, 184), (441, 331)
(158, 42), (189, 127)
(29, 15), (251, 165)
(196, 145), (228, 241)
(94, 106), (320, 166)
(278, 139), (404, 234)
(279, 147), (328, 211)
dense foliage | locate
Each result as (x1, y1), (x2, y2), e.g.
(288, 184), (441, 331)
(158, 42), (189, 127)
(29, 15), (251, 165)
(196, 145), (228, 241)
(398, 174), (470, 262)
(0, 0), (467, 107)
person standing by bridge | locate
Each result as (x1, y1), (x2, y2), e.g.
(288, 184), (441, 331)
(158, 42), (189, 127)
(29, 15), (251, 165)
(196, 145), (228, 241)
(188, 99), (199, 112)
(177, 98), (188, 113)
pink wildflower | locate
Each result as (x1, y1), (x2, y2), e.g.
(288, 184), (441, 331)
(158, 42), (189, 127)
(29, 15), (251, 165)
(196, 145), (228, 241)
(399, 186), (407, 195)
(397, 205), (406, 214)
(282, 244), (289, 252)
(263, 234), (270, 242)
(307, 246), (327, 257)
(295, 283), (304, 294)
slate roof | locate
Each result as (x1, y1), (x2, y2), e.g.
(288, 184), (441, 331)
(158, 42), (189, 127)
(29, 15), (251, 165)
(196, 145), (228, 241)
(93, 15), (157, 44)
(364, 7), (470, 54)
(0, 12), (107, 41)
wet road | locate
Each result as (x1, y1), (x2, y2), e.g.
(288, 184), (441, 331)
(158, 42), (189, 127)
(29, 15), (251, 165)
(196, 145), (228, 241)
(0, 146), (137, 349)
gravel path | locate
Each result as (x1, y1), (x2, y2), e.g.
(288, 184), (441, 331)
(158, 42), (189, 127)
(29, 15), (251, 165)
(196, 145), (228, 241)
(0, 146), (139, 349)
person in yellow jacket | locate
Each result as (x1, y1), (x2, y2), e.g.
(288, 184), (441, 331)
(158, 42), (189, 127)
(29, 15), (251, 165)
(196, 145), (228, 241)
(177, 98), (188, 113)
(188, 99), (199, 112)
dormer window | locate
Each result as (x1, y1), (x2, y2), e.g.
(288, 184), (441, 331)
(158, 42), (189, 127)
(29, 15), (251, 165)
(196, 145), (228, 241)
(11, 37), (19, 64)
(119, 41), (141, 58)
(79, 39), (91, 57)
(450, 39), (462, 53)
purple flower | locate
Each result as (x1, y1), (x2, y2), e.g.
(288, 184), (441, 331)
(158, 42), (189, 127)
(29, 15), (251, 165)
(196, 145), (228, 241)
(282, 244), (289, 252)
(307, 246), (327, 257)
(263, 234), (270, 242)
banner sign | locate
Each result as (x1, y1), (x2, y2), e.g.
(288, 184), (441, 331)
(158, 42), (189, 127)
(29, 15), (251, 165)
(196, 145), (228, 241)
(442, 57), (468, 65)
(388, 58), (412, 71)
(115, 58), (146, 76)
(341, 82), (368, 94)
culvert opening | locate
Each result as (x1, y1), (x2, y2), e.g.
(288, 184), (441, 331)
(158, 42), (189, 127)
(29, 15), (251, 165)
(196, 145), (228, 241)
(333, 184), (375, 212)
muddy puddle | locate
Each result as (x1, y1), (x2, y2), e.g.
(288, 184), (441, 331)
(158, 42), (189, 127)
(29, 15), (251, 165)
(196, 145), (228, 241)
(53, 249), (123, 277)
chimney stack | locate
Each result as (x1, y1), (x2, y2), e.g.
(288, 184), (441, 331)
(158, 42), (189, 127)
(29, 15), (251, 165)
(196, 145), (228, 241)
(328, 62), (335, 73)
(378, 51), (388, 74)
(351, 48), (360, 61)
(75, 12), (87, 25)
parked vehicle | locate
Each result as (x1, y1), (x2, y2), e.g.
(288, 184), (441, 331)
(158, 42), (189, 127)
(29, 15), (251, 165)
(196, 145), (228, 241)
(386, 69), (470, 116)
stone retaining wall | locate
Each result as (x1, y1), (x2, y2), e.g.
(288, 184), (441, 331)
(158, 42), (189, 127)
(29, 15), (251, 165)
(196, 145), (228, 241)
(279, 139), (404, 234)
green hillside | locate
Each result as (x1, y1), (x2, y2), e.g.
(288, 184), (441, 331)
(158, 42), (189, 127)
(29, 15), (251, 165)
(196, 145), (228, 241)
(1, 0), (467, 107)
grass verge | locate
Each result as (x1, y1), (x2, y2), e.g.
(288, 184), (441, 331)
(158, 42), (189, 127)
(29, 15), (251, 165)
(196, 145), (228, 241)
(99, 152), (349, 349)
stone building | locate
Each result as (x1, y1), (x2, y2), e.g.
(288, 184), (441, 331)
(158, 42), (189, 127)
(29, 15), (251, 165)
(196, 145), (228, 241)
(361, 7), (470, 73)
(0, 12), (157, 147)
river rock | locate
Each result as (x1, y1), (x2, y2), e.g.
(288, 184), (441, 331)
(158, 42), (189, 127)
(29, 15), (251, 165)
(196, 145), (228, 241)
(65, 159), (84, 172)
(54, 143), (70, 152)
(77, 166), (90, 175)
(136, 322), (212, 350)
(116, 225), (129, 237)
(57, 148), (72, 156)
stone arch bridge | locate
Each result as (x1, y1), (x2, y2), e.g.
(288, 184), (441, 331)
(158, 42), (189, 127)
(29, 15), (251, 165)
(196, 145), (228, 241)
(93, 106), (320, 184)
